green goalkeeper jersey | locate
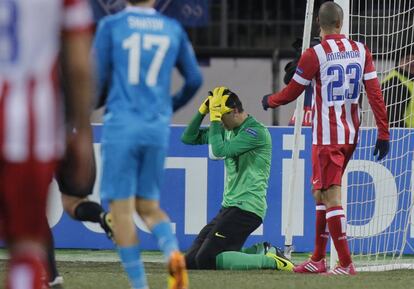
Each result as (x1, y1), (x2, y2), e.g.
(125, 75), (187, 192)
(181, 112), (272, 219)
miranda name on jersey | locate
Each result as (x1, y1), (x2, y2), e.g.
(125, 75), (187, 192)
(326, 50), (360, 61)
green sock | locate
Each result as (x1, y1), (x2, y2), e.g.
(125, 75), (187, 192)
(216, 251), (276, 270)
(241, 242), (265, 254)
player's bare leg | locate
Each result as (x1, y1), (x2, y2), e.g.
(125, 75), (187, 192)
(135, 198), (168, 228)
(110, 198), (148, 289)
(136, 198), (188, 289)
(61, 194), (86, 218)
(111, 198), (137, 246)
(321, 185), (342, 208)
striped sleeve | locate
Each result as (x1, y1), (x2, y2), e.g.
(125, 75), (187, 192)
(267, 48), (319, 108)
(363, 45), (378, 80)
(293, 48), (319, 84)
(62, 0), (93, 34)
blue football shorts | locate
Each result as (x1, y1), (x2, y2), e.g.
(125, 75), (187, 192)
(100, 141), (167, 201)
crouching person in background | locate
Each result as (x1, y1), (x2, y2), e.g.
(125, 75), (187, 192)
(182, 87), (294, 271)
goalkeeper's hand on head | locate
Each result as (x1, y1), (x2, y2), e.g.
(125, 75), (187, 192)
(373, 138), (389, 161)
(209, 86), (228, 122)
(198, 92), (212, 115)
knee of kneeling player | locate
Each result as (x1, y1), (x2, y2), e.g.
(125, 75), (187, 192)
(195, 249), (217, 269)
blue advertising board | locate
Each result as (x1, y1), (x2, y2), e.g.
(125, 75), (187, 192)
(47, 126), (414, 254)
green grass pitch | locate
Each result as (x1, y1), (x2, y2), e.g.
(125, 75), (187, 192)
(1, 250), (414, 289)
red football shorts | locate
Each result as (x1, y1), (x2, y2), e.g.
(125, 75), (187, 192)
(311, 144), (356, 191)
(0, 159), (56, 243)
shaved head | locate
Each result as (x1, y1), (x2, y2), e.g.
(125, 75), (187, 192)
(318, 2), (344, 30)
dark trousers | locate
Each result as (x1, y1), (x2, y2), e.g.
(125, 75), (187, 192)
(185, 207), (262, 269)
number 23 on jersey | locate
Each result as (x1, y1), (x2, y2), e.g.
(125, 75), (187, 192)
(327, 62), (362, 102)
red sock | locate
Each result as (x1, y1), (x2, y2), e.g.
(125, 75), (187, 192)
(326, 206), (352, 267)
(311, 203), (329, 261)
(7, 253), (46, 289)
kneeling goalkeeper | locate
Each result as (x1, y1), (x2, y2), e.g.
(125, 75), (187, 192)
(182, 87), (293, 271)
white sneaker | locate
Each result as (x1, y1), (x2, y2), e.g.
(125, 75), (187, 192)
(49, 276), (64, 287)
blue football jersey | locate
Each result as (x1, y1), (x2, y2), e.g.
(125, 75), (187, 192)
(93, 6), (202, 145)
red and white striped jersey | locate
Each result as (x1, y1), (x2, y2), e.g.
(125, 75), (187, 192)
(268, 34), (389, 145)
(0, 0), (92, 162)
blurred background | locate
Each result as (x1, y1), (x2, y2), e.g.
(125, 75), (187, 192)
(91, 0), (327, 125)
(91, 0), (414, 127)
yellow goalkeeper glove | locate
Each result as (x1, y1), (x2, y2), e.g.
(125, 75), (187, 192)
(198, 92), (212, 115)
(209, 86), (224, 121)
(209, 86), (234, 122)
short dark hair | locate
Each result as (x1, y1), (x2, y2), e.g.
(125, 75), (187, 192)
(318, 2), (343, 30)
(225, 89), (244, 113)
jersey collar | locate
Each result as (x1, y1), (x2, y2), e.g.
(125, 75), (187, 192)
(324, 34), (346, 40)
(125, 6), (157, 14)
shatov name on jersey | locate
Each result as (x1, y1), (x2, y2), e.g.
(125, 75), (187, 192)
(326, 50), (360, 61)
(128, 16), (164, 30)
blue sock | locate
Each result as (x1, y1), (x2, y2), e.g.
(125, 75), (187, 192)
(117, 244), (148, 289)
(151, 221), (179, 260)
